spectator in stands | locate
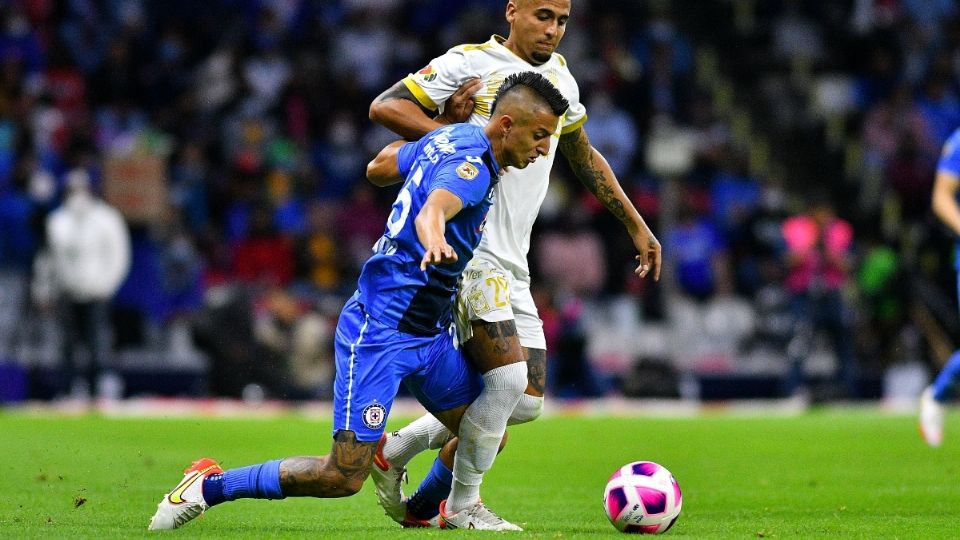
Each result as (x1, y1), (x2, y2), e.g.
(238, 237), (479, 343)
(45, 169), (130, 400)
(781, 191), (857, 398)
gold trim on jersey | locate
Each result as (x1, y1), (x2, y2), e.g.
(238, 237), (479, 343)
(402, 76), (438, 111)
(561, 114), (587, 135)
(455, 42), (495, 52)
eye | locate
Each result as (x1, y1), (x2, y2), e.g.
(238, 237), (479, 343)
(558, 17), (569, 26)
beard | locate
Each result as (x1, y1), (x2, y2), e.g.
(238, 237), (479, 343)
(530, 50), (551, 64)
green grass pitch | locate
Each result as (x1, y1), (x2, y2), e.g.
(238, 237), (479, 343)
(2, 408), (959, 538)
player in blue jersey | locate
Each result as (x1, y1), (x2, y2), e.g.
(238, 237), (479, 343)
(148, 71), (569, 531)
(921, 127), (960, 447)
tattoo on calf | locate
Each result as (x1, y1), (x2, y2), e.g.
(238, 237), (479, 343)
(526, 348), (547, 394)
(278, 430), (375, 496)
(331, 430), (376, 481)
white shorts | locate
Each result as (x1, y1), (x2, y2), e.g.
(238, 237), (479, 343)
(454, 259), (546, 350)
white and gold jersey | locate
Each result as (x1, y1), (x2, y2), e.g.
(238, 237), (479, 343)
(403, 35), (587, 280)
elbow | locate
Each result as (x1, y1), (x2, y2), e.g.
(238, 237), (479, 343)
(365, 160), (382, 186)
(369, 101), (384, 123)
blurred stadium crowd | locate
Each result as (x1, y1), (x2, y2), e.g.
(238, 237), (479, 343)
(1, 0), (959, 403)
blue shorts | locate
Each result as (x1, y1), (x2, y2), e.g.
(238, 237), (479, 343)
(332, 294), (483, 442)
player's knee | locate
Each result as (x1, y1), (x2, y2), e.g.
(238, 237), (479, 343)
(487, 361), (529, 394)
(342, 476), (366, 496)
(324, 468), (367, 497)
(508, 394), (544, 425)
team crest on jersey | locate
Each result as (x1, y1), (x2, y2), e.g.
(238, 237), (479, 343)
(456, 161), (479, 180)
(362, 403), (386, 429)
(466, 285), (492, 316)
(417, 64), (437, 82)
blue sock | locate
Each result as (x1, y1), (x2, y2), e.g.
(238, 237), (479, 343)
(407, 456), (452, 520)
(203, 460), (284, 506)
(932, 350), (960, 401)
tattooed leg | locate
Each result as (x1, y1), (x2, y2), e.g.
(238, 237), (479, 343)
(464, 319), (525, 374)
(523, 347), (547, 397)
(279, 430), (376, 498)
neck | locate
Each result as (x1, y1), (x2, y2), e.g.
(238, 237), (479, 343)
(501, 35), (538, 66)
(484, 124), (507, 173)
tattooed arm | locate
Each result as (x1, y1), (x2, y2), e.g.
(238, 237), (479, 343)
(558, 126), (662, 281)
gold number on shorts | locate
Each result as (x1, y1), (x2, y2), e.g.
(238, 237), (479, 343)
(485, 276), (509, 308)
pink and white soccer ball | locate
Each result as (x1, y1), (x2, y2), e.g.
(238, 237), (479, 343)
(603, 461), (682, 534)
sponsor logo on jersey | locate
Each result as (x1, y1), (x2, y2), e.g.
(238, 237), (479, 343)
(417, 64), (437, 82)
(362, 403), (387, 429)
(456, 161), (480, 180)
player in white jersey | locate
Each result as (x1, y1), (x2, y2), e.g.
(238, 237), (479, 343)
(368, 0), (661, 528)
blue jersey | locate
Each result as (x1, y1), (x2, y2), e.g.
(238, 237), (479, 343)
(940, 128), (960, 178)
(940, 129), (960, 270)
(357, 123), (500, 335)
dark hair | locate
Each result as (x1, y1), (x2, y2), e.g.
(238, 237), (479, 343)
(490, 71), (569, 117)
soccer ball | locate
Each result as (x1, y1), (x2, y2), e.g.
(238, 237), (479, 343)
(602, 461), (682, 534)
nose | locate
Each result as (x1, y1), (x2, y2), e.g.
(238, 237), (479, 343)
(545, 22), (557, 38)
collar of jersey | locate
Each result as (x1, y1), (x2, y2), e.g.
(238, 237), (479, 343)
(491, 34), (552, 67)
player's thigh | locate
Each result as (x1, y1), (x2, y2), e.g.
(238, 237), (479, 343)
(333, 298), (424, 443)
(405, 333), (483, 432)
(509, 278), (546, 350)
(456, 261), (525, 373)
(501, 279), (548, 394)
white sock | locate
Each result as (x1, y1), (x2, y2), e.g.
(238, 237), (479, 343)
(382, 414), (452, 467)
(508, 394), (544, 425)
(448, 362), (528, 512)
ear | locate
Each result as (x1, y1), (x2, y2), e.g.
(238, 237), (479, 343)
(505, 1), (517, 24)
(499, 114), (514, 134)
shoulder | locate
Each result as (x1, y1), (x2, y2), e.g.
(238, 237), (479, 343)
(449, 37), (497, 55)
(945, 129), (960, 156)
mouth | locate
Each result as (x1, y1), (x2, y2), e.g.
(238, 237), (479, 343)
(527, 156), (538, 164)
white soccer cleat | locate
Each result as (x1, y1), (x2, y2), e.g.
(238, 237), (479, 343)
(370, 434), (408, 524)
(438, 499), (523, 531)
(148, 458), (223, 530)
(920, 386), (945, 447)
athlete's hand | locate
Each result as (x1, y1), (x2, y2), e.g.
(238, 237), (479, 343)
(420, 243), (459, 271)
(437, 78), (482, 124)
(630, 224), (662, 281)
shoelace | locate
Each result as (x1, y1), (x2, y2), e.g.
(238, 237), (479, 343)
(466, 503), (507, 526)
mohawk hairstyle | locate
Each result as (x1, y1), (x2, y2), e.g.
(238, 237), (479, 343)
(490, 71), (569, 117)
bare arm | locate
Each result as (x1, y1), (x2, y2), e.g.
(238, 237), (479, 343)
(369, 79), (482, 140)
(932, 169), (960, 236)
(366, 140), (407, 187)
(558, 127), (662, 281)
(414, 189), (463, 271)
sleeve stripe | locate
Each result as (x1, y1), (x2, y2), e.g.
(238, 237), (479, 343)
(402, 77), (439, 111)
(561, 114), (587, 134)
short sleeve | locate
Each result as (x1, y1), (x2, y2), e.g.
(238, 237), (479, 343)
(939, 133), (960, 177)
(557, 65), (588, 134)
(402, 48), (473, 112)
(427, 156), (491, 207)
(396, 141), (418, 177)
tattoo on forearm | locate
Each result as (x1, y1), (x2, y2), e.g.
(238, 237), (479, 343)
(526, 348), (547, 394)
(559, 128), (628, 223)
